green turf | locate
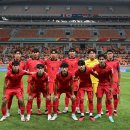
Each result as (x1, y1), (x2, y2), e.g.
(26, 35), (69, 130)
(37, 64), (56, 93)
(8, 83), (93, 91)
(0, 72), (130, 130)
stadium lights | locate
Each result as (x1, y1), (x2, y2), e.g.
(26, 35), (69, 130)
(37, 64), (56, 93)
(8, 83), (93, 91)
(2, 16), (8, 21)
(24, 6), (29, 11)
(66, 6), (71, 11)
(45, 6), (50, 11)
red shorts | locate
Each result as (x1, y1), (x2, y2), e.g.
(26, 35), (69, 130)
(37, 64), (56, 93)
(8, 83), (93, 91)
(57, 90), (72, 99)
(27, 81), (31, 94)
(48, 82), (54, 94)
(78, 88), (93, 100)
(5, 88), (23, 100)
(96, 86), (112, 99)
(113, 82), (120, 95)
(31, 90), (46, 99)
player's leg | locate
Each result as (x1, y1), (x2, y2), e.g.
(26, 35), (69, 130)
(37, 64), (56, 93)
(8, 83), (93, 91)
(78, 89), (85, 121)
(63, 94), (69, 113)
(87, 91), (95, 121)
(36, 93), (42, 115)
(113, 94), (119, 116)
(7, 95), (13, 117)
(106, 87), (114, 123)
(94, 87), (103, 119)
(50, 92), (61, 120)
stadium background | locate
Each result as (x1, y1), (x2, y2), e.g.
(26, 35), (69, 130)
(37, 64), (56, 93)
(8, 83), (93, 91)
(0, 0), (130, 130)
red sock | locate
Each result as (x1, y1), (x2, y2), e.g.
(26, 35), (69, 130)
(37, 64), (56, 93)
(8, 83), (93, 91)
(113, 95), (119, 110)
(88, 99), (93, 113)
(107, 101), (113, 116)
(53, 100), (58, 113)
(71, 99), (76, 114)
(26, 100), (33, 115)
(76, 96), (80, 108)
(65, 96), (69, 107)
(79, 99), (84, 113)
(20, 106), (25, 115)
(2, 107), (6, 116)
(46, 100), (52, 114)
(105, 99), (109, 111)
(37, 96), (41, 109)
(97, 100), (102, 114)
(7, 96), (13, 110)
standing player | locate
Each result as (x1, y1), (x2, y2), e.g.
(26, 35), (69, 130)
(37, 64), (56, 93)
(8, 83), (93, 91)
(44, 49), (61, 114)
(62, 48), (80, 114)
(26, 64), (52, 121)
(75, 60), (95, 121)
(93, 54), (114, 123)
(51, 62), (78, 120)
(7, 49), (26, 116)
(0, 61), (31, 121)
(106, 50), (120, 116)
(26, 48), (43, 114)
(85, 49), (100, 114)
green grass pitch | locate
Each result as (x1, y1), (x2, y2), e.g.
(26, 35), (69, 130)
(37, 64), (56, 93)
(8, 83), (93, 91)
(0, 72), (130, 130)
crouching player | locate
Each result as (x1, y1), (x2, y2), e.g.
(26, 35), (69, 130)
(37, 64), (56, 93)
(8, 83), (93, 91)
(93, 54), (114, 123)
(75, 60), (95, 121)
(26, 64), (52, 121)
(51, 62), (78, 121)
(0, 61), (31, 122)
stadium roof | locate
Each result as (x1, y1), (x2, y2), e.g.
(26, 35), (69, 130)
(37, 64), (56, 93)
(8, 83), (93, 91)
(0, 0), (130, 5)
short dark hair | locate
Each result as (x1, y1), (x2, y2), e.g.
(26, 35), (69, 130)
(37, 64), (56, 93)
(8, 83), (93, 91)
(87, 49), (96, 54)
(14, 49), (22, 54)
(50, 49), (58, 54)
(106, 49), (114, 53)
(36, 64), (44, 69)
(98, 54), (106, 59)
(60, 62), (69, 68)
(78, 60), (85, 66)
(12, 60), (20, 66)
(69, 48), (76, 52)
(32, 48), (40, 53)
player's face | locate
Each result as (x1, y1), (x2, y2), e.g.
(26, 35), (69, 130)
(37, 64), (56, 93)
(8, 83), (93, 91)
(50, 53), (58, 59)
(32, 52), (40, 59)
(99, 57), (106, 66)
(12, 65), (19, 73)
(14, 52), (21, 60)
(107, 52), (114, 60)
(88, 51), (96, 60)
(37, 68), (44, 76)
(78, 65), (86, 72)
(61, 67), (68, 75)
(69, 51), (76, 58)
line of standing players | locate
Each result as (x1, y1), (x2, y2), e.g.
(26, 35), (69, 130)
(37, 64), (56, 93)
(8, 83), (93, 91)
(0, 48), (120, 123)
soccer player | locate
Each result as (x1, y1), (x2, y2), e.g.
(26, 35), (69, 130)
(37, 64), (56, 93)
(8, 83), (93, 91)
(85, 49), (100, 114)
(51, 62), (78, 121)
(26, 48), (43, 115)
(62, 48), (80, 114)
(0, 61), (31, 121)
(93, 54), (114, 123)
(26, 64), (51, 121)
(106, 50), (120, 116)
(75, 60), (95, 121)
(7, 49), (26, 116)
(44, 49), (61, 114)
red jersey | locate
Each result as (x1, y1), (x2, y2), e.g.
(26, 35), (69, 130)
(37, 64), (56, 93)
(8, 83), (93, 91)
(5, 70), (31, 89)
(55, 72), (73, 92)
(44, 59), (61, 83)
(106, 59), (120, 82)
(75, 67), (93, 91)
(26, 58), (44, 82)
(8, 60), (26, 70)
(62, 57), (79, 75)
(30, 72), (49, 91)
(93, 64), (113, 86)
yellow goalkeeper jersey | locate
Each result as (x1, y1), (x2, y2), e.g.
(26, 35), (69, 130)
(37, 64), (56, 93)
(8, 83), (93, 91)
(85, 59), (99, 83)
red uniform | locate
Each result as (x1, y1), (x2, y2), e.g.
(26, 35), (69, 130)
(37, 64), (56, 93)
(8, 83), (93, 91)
(53, 72), (76, 114)
(4, 70), (31, 100)
(26, 58), (43, 93)
(106, 60), (120, 95)
(26, 73), (51, 114)
(93, 64), (113, 116)
(44, 59), (61, 94)
(75, 67), (94, 113)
